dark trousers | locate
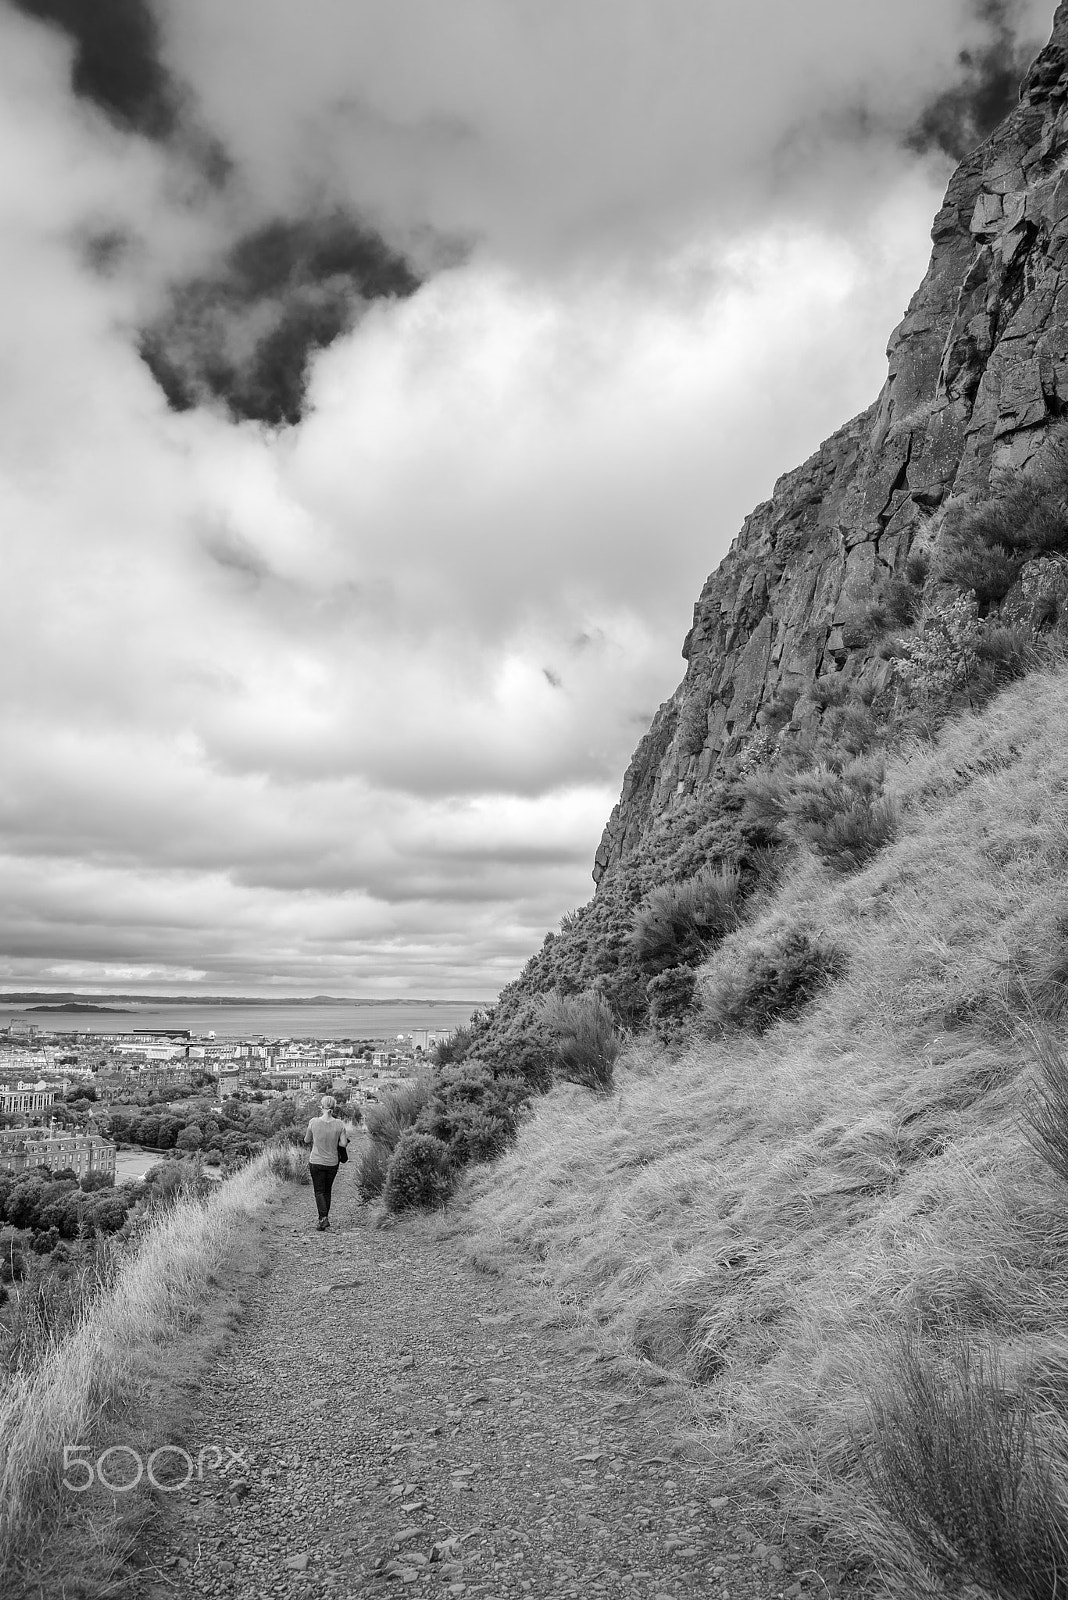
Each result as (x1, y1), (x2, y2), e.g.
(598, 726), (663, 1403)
(310, 1161), (339, 1219)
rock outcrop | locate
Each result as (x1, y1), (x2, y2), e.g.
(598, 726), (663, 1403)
(595, 2), (1068, 883)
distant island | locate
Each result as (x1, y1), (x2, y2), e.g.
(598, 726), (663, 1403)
(24, 1002), (130, 1014)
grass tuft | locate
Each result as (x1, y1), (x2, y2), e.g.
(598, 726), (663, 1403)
(863, 1335), (1068, 1598)
(539, 990), (622, 1093)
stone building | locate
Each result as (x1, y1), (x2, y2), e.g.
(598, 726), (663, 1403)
(0, 1118), (116, 1180)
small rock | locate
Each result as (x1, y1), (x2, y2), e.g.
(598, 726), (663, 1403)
(285, 1553), (310, 1572)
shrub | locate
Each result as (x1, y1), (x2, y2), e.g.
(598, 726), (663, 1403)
(264, 1143), (310, 1185)
(416, 1060), (528, 1165)
(0, 1237), (119, 1378)
(646, 965), (699, 1038)
(741, 771), (792, 832)
(893, 594), (984, 703)
(677, 694), (709, 756)
(972, 623), (1040, 684)
(819, 699), (878, 756)
(797, 794), (899, 873)
(807, 674), (851, 710)
(354, 1138), (390, 1202)
(432, 1024), (476, 1067)
(864, 1336), (1068, 1597)
(631, 865), (742, 974)
(885, 574), (923, 625)
(539, 990), (621, 1093)
(757, 686), (800, 733)
(702, 927), (846, 1035)
(382, 1131), (455, 1213)
(943, 540), (1024, 603)
(780, 759), (898, 872)
(137, 1159), (212, 1219)
(363, 1078), (432, 1156)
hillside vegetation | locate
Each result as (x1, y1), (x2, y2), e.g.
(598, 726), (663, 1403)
(339, 440), (1068, 1597)
(453, 663), (1068, 1597)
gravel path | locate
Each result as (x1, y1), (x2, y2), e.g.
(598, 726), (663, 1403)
(134, 1179), (855, 1600)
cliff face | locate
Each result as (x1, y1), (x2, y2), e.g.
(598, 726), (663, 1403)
(595, 2), (1068, 883)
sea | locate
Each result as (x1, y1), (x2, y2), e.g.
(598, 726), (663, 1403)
(2, 999), (487, 1042)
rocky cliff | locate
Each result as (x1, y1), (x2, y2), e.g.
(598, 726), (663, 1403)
(595, 2), (1068, 883)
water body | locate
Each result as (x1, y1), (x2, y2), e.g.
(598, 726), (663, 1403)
(4, 999), (486, 1041)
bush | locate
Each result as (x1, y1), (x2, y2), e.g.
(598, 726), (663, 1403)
(539, 990), (621, 1093)
(936, 538), (1024, 603)
(264, 1143), (310, 1185)
(417, 1061), (528, 1165)
(432, 1024), (476, 1067)
(138, 1159), (212, 1219)
(885, 574), (924, 625)
(354, 1138), (390, 1202)
(363, 1078), (432, 1155)
(646, 965), (699, 1039)
(780, 759), (898, 873)
(798, 794), (899, 873)
(811, 674), (853, 710)
(742, 771), (792, 832)
(972, 623), (1040, 684)
(0, 1237), (119, 1377)
(631, 865), (741, 974)
(382, 1131), (454, 1213)
(893, 595), (984, 704)
(864, 1336), (1068, 1596)
(79, 1171), (114, 1193)
(702, 927), (846, 1035)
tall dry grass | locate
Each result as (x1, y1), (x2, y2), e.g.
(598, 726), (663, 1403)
(455, 662), (1068, 1595)
(0, 1153), (274, 1580)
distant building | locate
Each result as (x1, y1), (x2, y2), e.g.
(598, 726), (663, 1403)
(409, 1029), (453, 1053)
(110, 1041), (186, 1061)
(0, 1118), (116, 1179)
(0, 1080), (58, 1116)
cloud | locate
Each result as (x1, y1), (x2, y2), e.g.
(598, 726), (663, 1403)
(0, 0), (1059, 994)
(155, 0), (1053, 263)
(905, 0), (1046, 159)
(140, 212), (424, 425)
(7, 0), (180, 139)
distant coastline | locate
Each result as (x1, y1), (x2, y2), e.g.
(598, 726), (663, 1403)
(0, 992), (489, 1008)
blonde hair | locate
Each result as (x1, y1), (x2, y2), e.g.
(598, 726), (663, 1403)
(320, 1094), (337, 1112)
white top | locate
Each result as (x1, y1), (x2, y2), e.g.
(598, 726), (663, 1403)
(304, 1115), (349, 1167)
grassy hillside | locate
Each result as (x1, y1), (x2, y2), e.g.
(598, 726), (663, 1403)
(0, 1156), (275, 1596)
(452, 662), (1068, 1598)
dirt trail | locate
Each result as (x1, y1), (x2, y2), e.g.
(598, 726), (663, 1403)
(134, 1179), (853, 1600)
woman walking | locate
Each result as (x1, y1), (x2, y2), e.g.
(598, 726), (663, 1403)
(303, 1094), (349, 1231)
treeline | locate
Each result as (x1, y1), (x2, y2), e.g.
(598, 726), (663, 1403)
(0, 1169), (136, 1278)
(105, 1094), (304, 1159)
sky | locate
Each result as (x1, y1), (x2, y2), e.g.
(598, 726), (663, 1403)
(0, 0), (1056, 999)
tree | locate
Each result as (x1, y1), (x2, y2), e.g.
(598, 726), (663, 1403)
(176, 1125), (203, 1151)
(80, 1170), (114, 1193)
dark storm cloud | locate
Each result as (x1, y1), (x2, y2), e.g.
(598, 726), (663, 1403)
(140, 212), (423, 426)
(6, 0), (179, 138)
(906, 0), (1044, 159)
